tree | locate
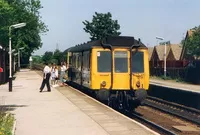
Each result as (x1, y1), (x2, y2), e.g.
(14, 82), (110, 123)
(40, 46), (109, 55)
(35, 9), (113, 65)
(42, 51), (53, 64)
(32, 55), (43, 64)
(82, 12), (121, 41)
(0, 0), (48, 65)
(53, 49), (63, 65)
(183, 26), (200, 57)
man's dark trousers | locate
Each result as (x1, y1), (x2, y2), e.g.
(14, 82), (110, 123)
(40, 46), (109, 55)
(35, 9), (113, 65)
(40, 73), (51, 92)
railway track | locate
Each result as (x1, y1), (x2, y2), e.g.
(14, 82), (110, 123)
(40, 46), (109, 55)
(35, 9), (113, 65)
(130, 112), (177, 135)
(144, 96), (200, 126)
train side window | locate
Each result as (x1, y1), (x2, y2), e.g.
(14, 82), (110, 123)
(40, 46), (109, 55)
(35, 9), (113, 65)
(77, 54), (82, 70)
(72, 54), (76, 67)
(97, 51), (111, 72)
(87, 53), (90, 70)
(114, 51), (128, 73)
(132, 51), (144, 73)
(82, 51), (90, 71)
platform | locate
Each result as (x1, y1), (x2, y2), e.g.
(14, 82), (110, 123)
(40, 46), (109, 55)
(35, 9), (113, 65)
(0, 69), (159, 135)
(150, 78), (200, 94)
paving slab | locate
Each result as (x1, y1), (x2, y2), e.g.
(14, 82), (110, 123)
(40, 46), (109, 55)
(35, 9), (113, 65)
(150, 78), (200, 93)
(0, 69), (160, 135)
(0, 69), (108, 135)
(56, 82), (160, 135)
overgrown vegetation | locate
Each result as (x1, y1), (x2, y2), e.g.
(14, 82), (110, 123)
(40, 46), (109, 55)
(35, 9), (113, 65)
(0, 113), (15, 135)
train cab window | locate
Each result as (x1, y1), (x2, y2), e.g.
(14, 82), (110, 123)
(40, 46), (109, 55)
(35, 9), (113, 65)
(97, 51), (111, 72)
(132, 51), (144, 73)
(114, 51), (128, 73)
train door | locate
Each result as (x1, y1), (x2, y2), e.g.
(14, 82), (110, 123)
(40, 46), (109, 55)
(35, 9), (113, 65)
(112, 49), (130, 90)
(131, 49), (146, 90)
(91, 49), (111, 90)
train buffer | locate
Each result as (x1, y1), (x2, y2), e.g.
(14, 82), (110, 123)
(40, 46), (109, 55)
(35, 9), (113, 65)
(0, 69), (159, 135)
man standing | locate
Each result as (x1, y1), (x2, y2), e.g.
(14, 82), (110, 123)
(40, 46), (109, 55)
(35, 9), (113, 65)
(40, 63), (51, 92)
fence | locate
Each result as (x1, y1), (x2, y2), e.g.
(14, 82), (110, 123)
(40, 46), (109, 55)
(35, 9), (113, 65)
(150, 67), (187, 79)
(149, 60), (189, 68)
(150, 60), (200, 84)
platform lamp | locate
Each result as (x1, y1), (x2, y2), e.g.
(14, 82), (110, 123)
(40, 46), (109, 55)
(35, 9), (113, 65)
(156, 36), (166, 78)
(9, 23), (26, 92)
(18, 47), (25, 71)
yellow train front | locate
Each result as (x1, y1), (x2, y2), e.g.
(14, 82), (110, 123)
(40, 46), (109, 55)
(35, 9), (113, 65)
(66, 36), (149, 110)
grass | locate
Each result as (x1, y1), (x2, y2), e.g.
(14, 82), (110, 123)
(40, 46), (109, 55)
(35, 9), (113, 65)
(0, 113), (15, 135)
(150, 75), (189, 84)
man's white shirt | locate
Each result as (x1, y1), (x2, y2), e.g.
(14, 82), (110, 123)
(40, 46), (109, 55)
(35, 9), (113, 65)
(61, 65), (67, 72)
(43, 66), (50, 79)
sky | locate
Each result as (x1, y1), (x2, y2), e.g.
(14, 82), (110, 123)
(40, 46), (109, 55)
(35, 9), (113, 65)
(34, 0), (200, 55)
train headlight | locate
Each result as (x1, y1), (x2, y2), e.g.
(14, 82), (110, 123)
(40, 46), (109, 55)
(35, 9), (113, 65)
(101, 81), (106, 87)
(136, 81), (140, 88)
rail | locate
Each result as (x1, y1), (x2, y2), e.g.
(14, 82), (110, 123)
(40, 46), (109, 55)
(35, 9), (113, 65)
(131, 112), (177, 135)
(144, 96), (200, 125)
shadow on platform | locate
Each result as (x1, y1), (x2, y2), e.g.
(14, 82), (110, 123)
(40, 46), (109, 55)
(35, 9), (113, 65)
(0, 104), (28, 112)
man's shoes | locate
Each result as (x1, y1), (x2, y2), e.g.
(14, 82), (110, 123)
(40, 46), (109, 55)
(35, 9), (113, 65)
(39, 88), (42, 92)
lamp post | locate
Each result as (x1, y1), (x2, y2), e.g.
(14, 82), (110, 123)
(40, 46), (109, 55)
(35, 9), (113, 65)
(9, 23), (26, 92)
(18, 47), (25, 71)
(156, 36), (166, 78)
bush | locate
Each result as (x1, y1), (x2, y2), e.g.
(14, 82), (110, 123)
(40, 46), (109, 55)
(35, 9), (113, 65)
(0, 113), (15, 135)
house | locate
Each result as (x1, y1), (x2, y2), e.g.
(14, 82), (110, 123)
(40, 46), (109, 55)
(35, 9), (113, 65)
(150, 44), (184, 68)
(167, 44), (182, 61)
(148, 47), (154, 61)
(150, 44), (171, 68)
(166, 44), (184, 67)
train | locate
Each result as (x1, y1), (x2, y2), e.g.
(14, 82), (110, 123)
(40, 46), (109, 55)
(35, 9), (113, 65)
(65, 36), (149, 110)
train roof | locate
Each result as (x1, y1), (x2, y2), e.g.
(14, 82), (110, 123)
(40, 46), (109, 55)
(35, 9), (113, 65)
(68, 36), (147, 52)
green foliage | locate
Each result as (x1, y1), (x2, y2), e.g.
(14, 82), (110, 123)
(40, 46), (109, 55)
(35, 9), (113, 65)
(0, 113), (15, 135)
(184, 26), (200, 57)
(161, 75), (172, 80)
(42, 51), (53, 64)
(82, 12), (121, 41)
(53, 49), (63, 64)
(41, 49), (64, 65)
(32, 55), (43, 64)
(0, 0), (48, 64)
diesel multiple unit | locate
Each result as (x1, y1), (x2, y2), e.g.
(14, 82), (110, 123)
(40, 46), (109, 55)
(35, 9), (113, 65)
(66, 36), (149, 110)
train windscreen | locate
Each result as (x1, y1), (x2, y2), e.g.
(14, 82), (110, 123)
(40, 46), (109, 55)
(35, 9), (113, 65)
(132, 51), (144, 73)
(114, 51), (128, 73)
(97, 51), (111, 72)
